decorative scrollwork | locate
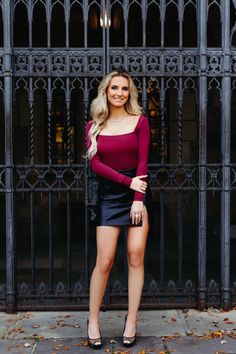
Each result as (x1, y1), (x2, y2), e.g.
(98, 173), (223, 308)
(148, 166), (198, 190)
(207, 52), (222, 75)
(112, 280), (123, 293)
(88, 205), (97, 221)
(183, 52), (197, 74)
(232, 56), (236, 74)
(128, 53), (143, 73)
(207, 279), (220, 305)
(164, 52), (179, 74)
(0, 167), (5, 189)
(88, 55), (103, 74)
(0, 54), (3, 74)
(148, 279), (158, 292)
(15, 165), (85, 191)
(70, 55), (84, 74)
(73, 280), (83, 295)
(110, 54), (124, 70)
(52, 53), (67, 75)
(230, 165), (236, 188)
(147, 54), (161, 75)
(38, 282), (48, 296)
(33, 53), (48, 74)
(18, 281), (30, 296)
(55, 281), (65, 294)
(14, 52), (30, 74)
(206, 166), (222, 189)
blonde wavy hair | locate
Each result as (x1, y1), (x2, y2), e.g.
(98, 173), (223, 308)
(87, 69), (143, 159)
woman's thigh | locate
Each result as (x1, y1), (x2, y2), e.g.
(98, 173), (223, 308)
(96, 226), (121, 260)
(126, 207), (149, 255)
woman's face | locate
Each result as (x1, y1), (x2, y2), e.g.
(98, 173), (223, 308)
(106, 75), (130, 109)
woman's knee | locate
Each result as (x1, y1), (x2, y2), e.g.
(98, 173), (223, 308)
(127, 251), (144, 268)
(97, 257), (114, 273)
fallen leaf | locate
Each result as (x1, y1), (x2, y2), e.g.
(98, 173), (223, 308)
(15, 327), (24, 333)
(22, 312), (33, 319)
(208, 330), (224, 339)
(161, 334), (180, 340)
(225, 321), (234, 324)
(24, 343), (32, 348)
(83, 339), (88, 347)
(63, 347), (71, 350)
(226, 332), (236, 339)
(171, 317), (177, 322)
(49, 324), (57, 330)
(73, 343), (80, 347)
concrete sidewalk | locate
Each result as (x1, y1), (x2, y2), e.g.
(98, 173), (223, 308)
(0, 309), (236, 353)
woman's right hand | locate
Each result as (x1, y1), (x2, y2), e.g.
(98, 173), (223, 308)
(130, 175), (148, 193)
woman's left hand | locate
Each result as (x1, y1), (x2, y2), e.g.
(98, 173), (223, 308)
(130, 201), (144, 225)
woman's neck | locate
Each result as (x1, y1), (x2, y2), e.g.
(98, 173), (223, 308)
(108, 107), (127, 118)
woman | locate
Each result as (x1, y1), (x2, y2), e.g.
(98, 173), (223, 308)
(86, 69), (150, 349)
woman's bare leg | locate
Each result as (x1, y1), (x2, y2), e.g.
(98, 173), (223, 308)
(88, 226), (120, 339)
(124, 207), (149, 337)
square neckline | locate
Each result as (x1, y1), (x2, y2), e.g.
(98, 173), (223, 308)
(98, 115), (143, 137)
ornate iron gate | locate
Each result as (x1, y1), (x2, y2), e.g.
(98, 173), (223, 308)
(1, 0), (236, 313)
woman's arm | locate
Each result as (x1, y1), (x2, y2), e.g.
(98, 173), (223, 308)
(133, 117), (150, 201)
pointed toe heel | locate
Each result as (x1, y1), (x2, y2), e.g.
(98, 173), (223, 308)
(87, 319), (102, 350)
(122, 315), (136, 348)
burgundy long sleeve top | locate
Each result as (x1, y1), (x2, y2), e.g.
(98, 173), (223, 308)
(86, 115), (150, 201)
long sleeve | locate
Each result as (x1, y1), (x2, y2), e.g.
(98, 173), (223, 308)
(86, 122), (132, 187)
(133, 117), (150, 201)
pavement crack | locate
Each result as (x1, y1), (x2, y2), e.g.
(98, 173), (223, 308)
(177, 309), (193, 336)
(29, 341), (37, 354)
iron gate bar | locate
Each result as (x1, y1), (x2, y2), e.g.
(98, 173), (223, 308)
(221, 0), (231, 310)
(67, 191), (72, 292)
(178, 191), (183, 284)
(48, 191), (54, 293)
(4, 0), (15, 314)
(30, 191), (36, 293)
(198, 0), (207, 310)
(160, 190), (165, 286)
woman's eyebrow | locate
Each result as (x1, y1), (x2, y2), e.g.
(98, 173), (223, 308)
(111, 85), (129, 88)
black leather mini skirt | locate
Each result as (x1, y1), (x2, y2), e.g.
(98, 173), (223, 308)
(97, 168), (142, 227)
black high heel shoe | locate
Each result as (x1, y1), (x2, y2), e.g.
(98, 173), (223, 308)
(87, 319), (102, 350)
(122, 314), (136, 348)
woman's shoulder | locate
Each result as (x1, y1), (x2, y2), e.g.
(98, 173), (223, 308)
(85, 120), (93, 133)
(135, 114), (149, 130)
